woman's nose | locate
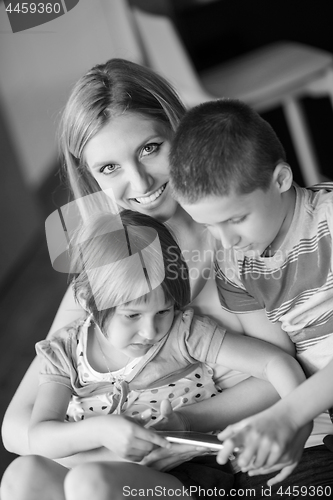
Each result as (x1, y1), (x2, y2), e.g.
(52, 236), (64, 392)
(129, 165), (154, 193)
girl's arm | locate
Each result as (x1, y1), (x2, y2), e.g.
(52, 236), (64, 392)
(215, 332), (305, 398)
(1, 285), (84, 455)
(28, 382), (169, 462)
(237, 310), (295, 355)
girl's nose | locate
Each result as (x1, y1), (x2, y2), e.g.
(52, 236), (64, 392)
(138, 319), (157, 341)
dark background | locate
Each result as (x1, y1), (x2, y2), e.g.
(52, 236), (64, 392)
(171, 0), (333, 185)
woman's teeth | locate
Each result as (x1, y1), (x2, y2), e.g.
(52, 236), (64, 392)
(135, 184), (166, 205)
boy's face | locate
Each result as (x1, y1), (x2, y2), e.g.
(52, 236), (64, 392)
(181, 174), (294, 257)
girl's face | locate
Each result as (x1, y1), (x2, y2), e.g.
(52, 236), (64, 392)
(84, 113), (178, 222)
(104, 286), (175, 359)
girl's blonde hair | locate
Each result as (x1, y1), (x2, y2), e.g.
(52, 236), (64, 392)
(59, 58), (186, 202)
(71, 210), (190, 333)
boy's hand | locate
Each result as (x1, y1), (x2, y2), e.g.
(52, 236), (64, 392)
(216, 409), (312, 476)
(97, 415), (170, 462)
(246, 423), (312, 485)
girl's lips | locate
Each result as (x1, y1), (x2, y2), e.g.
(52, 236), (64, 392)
(129, 343), (153, 351)
(131, 183), (168, 206)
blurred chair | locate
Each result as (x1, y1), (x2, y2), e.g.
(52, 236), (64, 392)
(130, 5), (333, 186)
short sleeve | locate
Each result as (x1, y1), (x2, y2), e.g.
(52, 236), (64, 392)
(215, 261), (262, 313)
(36, 335), (74, 390)
(178, 309), (226, 364)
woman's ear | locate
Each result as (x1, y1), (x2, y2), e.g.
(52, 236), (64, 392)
(76, 290), (90, 312)
(273, 162), (293, 193)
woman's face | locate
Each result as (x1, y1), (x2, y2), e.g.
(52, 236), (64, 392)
(83, 113), (178, 222)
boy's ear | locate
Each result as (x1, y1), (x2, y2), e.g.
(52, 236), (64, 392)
(273, 162), (293, 193)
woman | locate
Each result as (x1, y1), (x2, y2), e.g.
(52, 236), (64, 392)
(1, 59), (331, 499)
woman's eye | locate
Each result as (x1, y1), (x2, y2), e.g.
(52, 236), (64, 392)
(141, 142), (162, 158)
(100, 164), (118, 175)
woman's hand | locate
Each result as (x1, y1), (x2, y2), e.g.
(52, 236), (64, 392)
(97, 415), (170, 462)
(216, 408), (312, 480)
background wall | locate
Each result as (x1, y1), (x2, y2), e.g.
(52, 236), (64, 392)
(0, 0), (141, 189)
(0, 0), (142, 286)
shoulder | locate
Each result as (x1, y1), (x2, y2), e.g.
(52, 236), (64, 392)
(177, 308), (221, 336)
(302, 182), (333, 210)
(303, 183), (333, 233)
(36, 317), (85, 358)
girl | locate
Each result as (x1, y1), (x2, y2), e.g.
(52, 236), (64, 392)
(27, 210), (305, 500)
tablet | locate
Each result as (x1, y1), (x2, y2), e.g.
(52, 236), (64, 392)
(157, 431), (224, 451)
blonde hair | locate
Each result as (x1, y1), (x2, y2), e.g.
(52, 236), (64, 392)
(59, 58), (186, 203)
(71, 210), (190, 334)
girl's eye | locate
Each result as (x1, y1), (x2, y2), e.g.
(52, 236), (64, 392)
(158, 308), (171, 315)
(126, 314), (140, 319)
(100, 164), (118, 175)
(141, 142), (162, 158)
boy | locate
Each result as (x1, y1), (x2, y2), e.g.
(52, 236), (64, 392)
(169, 99), (333, 485)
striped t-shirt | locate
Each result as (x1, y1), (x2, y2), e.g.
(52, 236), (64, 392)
(215, 182), (333, 350)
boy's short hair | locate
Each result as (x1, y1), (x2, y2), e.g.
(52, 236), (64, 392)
(170, 99), (286, 203)
(70, 210), (190, 334)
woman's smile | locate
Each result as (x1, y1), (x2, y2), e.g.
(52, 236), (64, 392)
(131, 182), (168, 206)
(84, 114), (178, 221)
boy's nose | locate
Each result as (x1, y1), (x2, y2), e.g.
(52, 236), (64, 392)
(217, 226), (239, 249)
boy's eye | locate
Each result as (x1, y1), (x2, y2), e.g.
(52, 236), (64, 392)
(100, 164), (118, 175)
(141, 142), (162, 158)
(231, 216), (246, 224)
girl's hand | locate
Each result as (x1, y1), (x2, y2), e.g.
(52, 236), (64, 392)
(148, 399), (190, 431)
(280, 291), (333, 333)
(97, 415), (170, 462)
(141, 442), (210, 472)
(216, 409), (311, 474)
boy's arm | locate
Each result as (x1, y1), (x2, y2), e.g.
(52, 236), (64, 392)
(217, 356), (333, 484)
(29, 382), (169, 461)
